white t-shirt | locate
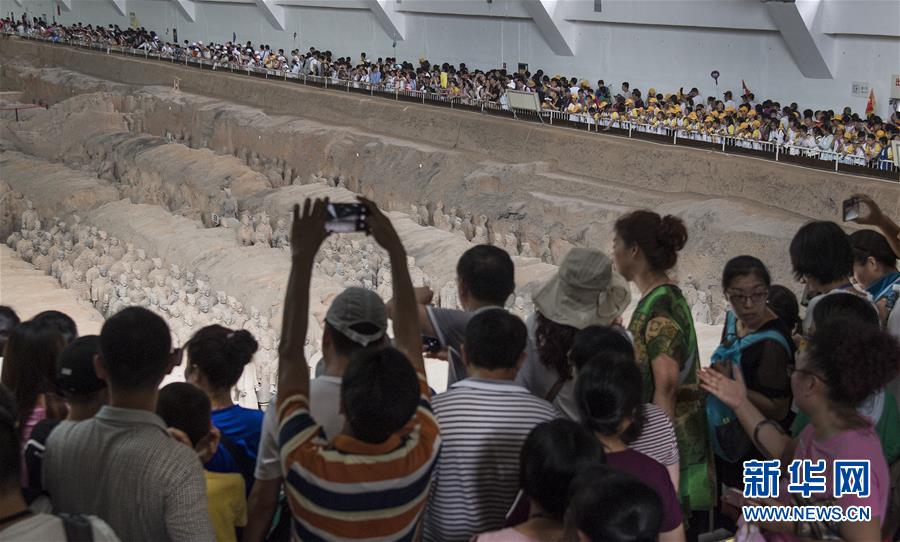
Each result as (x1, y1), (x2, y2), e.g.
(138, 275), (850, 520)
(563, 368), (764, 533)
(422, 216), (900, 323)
(254, 376), (344, 481)
(0, 513), (120, 541)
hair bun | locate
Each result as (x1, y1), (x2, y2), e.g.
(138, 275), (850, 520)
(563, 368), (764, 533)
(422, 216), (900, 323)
(225, 329), (259, 366)
(656, 215), (688, 252)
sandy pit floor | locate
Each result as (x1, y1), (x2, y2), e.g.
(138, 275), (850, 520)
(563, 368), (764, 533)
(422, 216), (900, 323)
(0, 245), (105, 334)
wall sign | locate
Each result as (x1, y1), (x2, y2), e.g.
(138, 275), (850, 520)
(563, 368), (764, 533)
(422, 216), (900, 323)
(852, 81), (870, 98)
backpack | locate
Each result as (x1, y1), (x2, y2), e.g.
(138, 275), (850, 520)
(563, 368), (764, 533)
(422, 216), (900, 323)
(24, 418), (62, 494)
(706, 311), (791, 462)
(218, 435), (257, 494)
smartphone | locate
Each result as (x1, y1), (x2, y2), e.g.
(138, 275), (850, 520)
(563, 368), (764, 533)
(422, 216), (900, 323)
(422, 336), (442, 354)
(842, 197), (859, 222)
(325, 203), (368, 233)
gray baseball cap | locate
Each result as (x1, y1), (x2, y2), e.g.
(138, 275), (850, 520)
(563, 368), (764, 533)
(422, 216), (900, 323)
(325, 288), (387, 347)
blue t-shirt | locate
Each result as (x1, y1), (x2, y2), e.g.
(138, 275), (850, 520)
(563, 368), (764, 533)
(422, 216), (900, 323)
(204, 404), (264, 491)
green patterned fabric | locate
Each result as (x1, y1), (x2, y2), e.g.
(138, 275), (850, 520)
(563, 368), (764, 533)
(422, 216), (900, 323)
(629, 284), (714, 512)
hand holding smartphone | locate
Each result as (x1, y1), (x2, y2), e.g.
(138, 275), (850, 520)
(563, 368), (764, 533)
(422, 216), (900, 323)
(842, 197), (860, 222)
(325, 203), (369, 233)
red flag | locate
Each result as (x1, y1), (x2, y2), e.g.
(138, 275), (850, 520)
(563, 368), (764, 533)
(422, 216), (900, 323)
(741, 79), (751, 98)
(865, 89), (875, 116)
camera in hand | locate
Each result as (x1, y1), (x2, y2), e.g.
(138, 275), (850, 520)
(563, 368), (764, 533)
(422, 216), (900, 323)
(842, 197), (859, 222)
(325, 203), (368, 233)
(422, 336), (442, 354)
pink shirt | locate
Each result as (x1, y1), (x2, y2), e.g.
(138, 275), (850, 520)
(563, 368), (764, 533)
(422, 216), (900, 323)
(767, 424), (889, 542)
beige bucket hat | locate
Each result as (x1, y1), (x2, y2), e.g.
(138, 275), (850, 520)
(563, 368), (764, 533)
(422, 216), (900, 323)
(533, 247), (631, 329)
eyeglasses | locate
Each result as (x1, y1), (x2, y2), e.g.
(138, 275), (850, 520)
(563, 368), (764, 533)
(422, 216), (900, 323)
(726, 290), (769, 306)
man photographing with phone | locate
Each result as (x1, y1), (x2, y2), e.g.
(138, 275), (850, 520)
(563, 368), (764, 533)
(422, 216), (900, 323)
(274, 196), (440, 541)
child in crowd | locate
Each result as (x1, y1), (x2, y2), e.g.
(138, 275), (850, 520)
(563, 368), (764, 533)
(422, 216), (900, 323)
(157, 383), (248, 542)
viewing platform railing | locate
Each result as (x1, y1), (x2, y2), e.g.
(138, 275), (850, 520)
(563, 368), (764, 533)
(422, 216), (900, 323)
(4, 31), (897, 182)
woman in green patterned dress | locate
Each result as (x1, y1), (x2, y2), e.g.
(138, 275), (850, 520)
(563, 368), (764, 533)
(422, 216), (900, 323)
(612, 210), (713, 520)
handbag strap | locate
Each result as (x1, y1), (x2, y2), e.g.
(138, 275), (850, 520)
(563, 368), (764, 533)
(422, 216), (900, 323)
(544, 375), (566, 403)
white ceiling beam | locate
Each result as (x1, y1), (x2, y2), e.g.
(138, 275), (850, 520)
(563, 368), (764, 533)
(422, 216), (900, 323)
(256, 0), (286, 31)
(521, 0), (576, 56)
(172, 0), (197, 22)
(364, 0), (406, 42)
(109, 0), (127, 16)
(765, 0), (833, 78)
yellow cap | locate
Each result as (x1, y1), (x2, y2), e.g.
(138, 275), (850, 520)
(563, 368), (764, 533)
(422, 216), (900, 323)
(876, 130), (886, 138)
(688, 112), (698, 121)
(625, 99), (634, 106)
(648, 87), (656, 96)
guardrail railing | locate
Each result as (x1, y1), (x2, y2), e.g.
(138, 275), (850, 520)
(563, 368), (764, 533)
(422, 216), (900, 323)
(3, 29), (897, 182)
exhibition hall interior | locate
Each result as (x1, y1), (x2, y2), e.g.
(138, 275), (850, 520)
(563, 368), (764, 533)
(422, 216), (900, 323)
(0, 0), (898, 540)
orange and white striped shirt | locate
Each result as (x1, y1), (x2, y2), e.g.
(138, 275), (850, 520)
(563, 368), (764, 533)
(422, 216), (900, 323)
(277, 372), (440, 541)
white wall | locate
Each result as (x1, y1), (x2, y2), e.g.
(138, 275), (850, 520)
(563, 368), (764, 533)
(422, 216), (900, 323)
(14, 0), (900, 116)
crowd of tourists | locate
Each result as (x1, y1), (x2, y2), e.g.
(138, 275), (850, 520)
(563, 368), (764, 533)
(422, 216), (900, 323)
(3, 15), (899, 167)
(1, 189), (899, 542)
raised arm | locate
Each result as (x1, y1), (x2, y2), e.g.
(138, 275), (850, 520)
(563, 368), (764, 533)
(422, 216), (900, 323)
(277, 198), (329, 405)
(852, 193), (900, 258)
(358, 197), (425, 375)
(386, 286), (437, 338)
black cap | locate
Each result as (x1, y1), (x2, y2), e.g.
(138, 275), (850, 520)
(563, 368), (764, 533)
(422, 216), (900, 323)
(57, 336), (106, 396)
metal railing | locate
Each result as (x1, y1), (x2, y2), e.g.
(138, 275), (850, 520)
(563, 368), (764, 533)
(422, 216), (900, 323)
(4, 29), (898, 182)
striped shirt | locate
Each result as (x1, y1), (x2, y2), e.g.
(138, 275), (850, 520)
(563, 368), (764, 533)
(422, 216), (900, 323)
(278, 371), (440, 542)
(422, 379), (559, 542)
(631, 403), (680, 468)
